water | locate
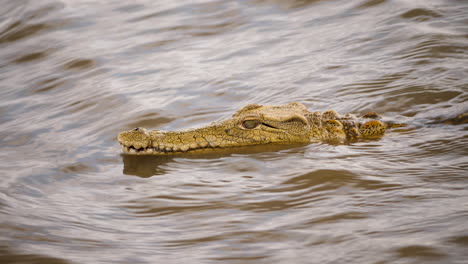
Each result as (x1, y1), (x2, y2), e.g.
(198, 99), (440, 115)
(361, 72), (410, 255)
(1, 0), (467, 263)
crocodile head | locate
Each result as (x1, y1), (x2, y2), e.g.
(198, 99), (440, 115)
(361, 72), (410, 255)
(118, 102), (314, 154)
(118, 102), (388, 154)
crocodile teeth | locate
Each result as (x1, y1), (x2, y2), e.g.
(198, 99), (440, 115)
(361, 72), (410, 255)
(121, 142), (209, 154)
(189, 143), (198, 149)
(180, 145), (189, 152)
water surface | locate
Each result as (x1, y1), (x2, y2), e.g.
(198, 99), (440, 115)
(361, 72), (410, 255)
(1, 0), (468, 263)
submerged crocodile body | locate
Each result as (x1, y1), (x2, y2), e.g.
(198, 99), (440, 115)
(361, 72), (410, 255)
(118, 102), (395, 155)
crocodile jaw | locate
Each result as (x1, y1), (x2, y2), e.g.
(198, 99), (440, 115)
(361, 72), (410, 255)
(118, 120), (311, 155)
(117, 128), (205, 154)
(117, 124), (251, 155)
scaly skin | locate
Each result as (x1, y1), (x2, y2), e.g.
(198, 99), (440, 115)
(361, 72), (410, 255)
(118, 102), (388, 155)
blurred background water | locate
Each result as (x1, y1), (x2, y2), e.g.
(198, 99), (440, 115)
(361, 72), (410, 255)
(1, 0), (467, 263)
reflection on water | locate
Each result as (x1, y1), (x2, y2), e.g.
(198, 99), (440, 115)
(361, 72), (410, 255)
(122, 143), (309, 177)
(1, 0), (468, 263)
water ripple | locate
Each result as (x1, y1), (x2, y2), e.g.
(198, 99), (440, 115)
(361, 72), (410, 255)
(1, 0), (468, 263)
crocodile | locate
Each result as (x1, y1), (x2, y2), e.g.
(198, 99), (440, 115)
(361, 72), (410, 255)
(117, 102), (401, 155)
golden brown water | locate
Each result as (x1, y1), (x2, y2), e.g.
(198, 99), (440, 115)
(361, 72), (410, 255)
(1, 0), (468, 263)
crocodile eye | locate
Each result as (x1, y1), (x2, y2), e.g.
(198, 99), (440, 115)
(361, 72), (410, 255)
(242, 120), (260, 129)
